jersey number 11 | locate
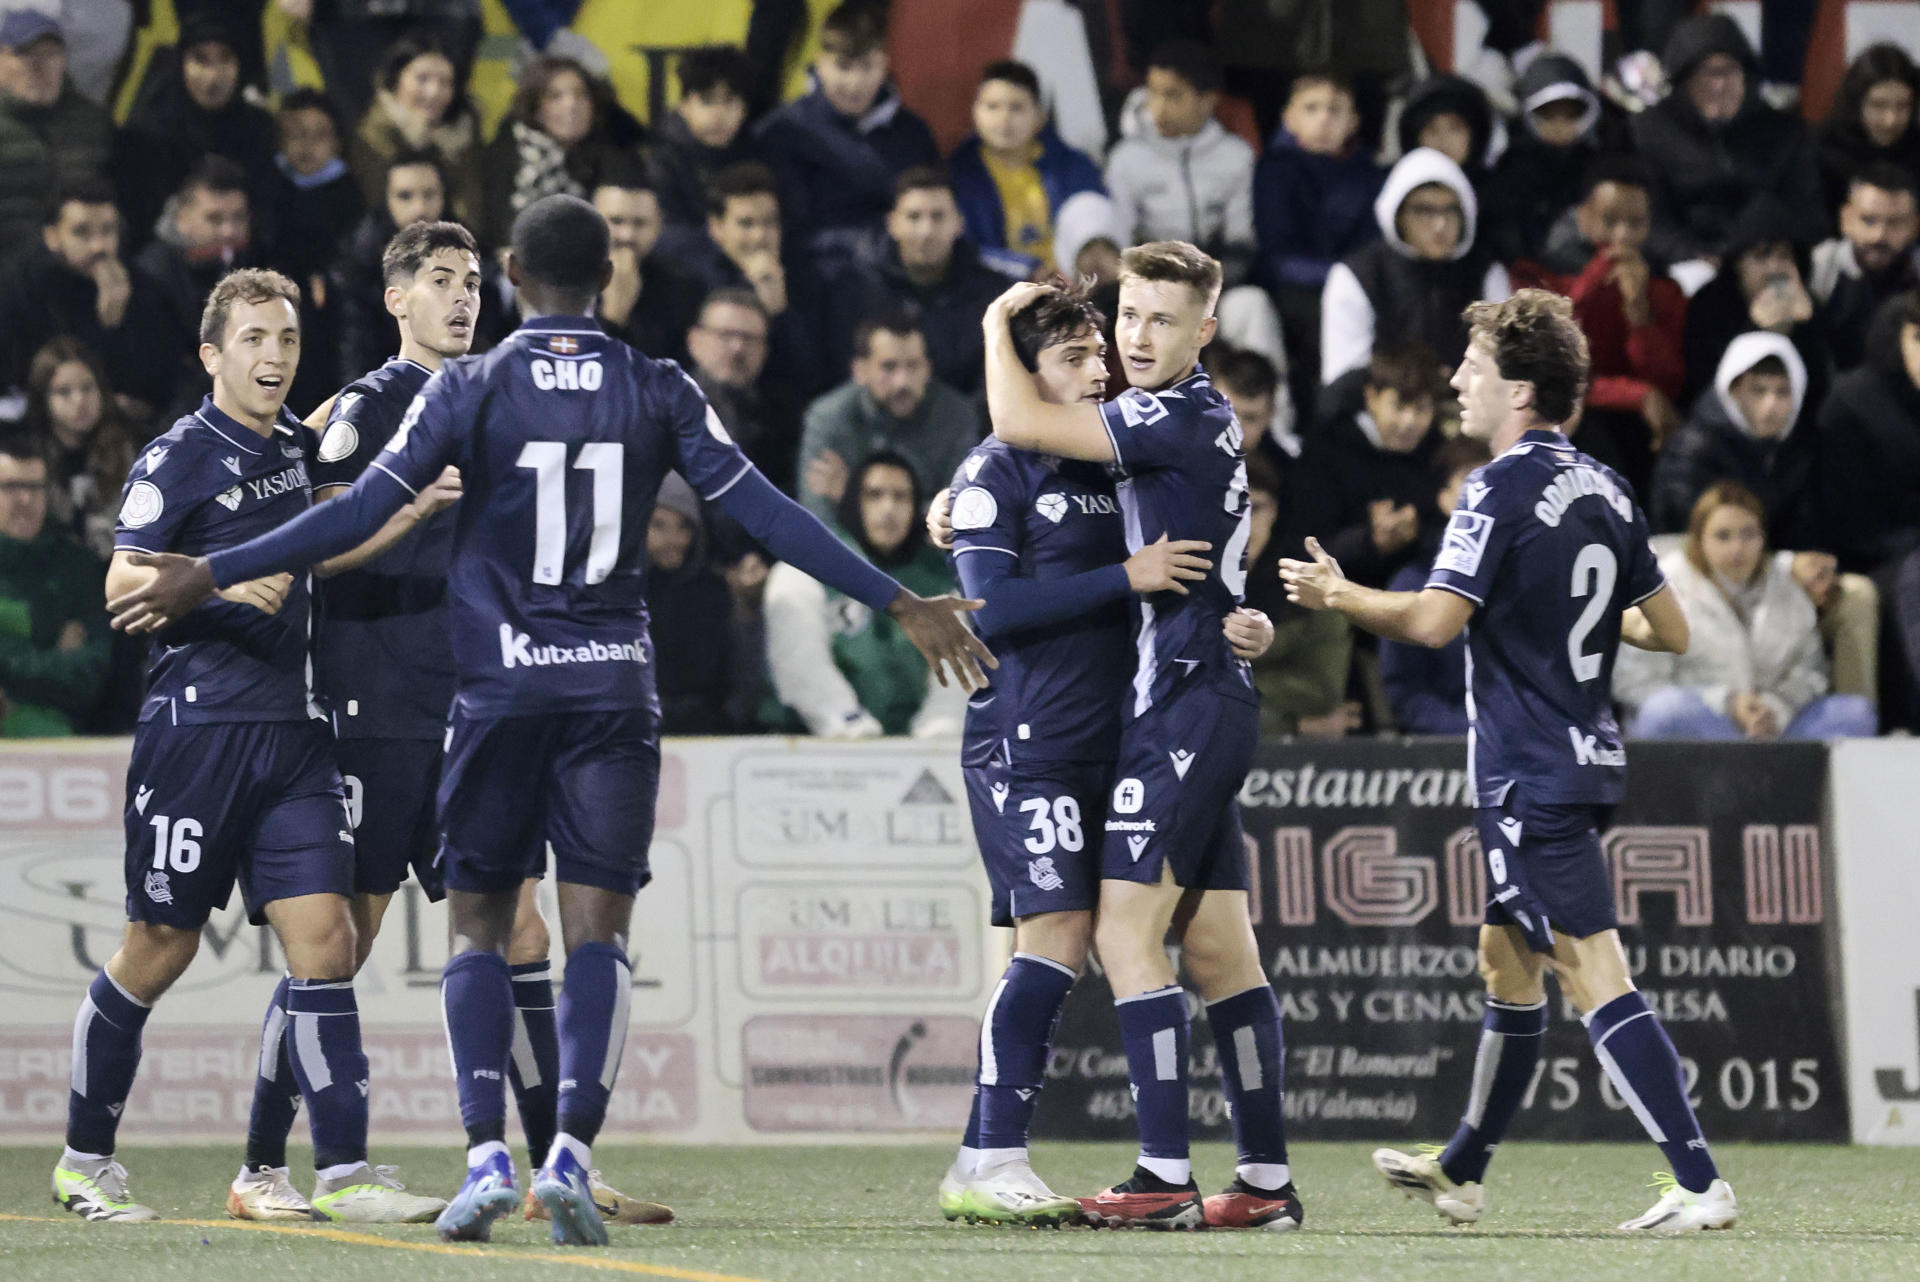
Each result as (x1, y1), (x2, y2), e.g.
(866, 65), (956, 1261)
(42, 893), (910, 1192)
(517, 441), (624, 585)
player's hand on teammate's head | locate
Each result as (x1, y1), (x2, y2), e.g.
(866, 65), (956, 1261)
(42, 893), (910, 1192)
(926, 488), (954, 550)
(1123, 534), (1211, 595)
(887, 590), (998, 691)
(410, 465), (463, 519)
(984, 280), (1051, 331)
(107, 552), (219, 633)
(1277, 536), (1347, 611)
(215, 573), (295, 616)
(1224, 607), (1274, 660)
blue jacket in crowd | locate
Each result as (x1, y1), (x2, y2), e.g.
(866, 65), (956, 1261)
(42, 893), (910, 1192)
(947, 126), (1105, 278)
(1254, 129), (1384, 293)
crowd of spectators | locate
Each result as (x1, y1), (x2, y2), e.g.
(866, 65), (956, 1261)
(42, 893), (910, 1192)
(3, 0), (1919, 744)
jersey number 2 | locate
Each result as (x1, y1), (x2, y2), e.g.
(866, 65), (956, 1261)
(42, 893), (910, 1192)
(517, 441), (623, 585)
(1568, 543), (1618, 682)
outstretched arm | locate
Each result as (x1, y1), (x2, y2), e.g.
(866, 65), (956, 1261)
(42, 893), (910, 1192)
(107, 468), (414, 632)
(1280, 537), (1475, 649)
(714, 466), (997, 689)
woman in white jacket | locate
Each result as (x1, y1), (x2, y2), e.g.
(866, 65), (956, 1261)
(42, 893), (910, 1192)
(1615, 481), (1878, 739)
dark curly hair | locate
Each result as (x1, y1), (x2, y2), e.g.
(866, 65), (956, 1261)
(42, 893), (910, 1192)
(1009, 287), (1106, 372)
(1462, 289), (1590, 425)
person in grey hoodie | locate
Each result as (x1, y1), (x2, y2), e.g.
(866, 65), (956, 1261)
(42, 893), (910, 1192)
(1319, 147), (1510, 385)
(1103, 39), (1255, 285)
(1650, 330), (1818, 547)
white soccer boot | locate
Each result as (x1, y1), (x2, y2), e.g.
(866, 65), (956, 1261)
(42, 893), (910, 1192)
(311, 1162), (448, 1223)
(227, 1164), (317, 1220)
(958, 1157), (1082, 1228)
(1372, 1147), (1486, 1226)
(52, 1153), (159, 1222)
(938, 1158), (971, 1221)
(1617, 1174), (1738, 1233)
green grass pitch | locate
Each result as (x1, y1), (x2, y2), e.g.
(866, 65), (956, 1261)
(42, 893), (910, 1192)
(3, 1142), (1916, 1282)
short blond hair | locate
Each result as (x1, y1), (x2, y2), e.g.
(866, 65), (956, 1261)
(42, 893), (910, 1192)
(1118, 240), (1222, 313)
(200, 268), (301, 348)
(1462, 289), (1589, 424)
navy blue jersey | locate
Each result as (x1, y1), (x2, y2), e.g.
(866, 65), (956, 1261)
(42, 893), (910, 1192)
(1096, 366), (1254, 716)
(114, 399), (318, 724)
(369, 317), (756, 719)
(1425, 430), (1665, 807)
(310, 357), (453, 740)
(949, 439), (1132, 766)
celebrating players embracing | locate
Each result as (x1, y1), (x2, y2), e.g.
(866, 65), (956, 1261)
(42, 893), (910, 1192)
(979, 245), (1300, 1232)
(1281, 289), (1738, 1233)
(54, 270), (440, 1225)
(938, 287), (1274, 1225)
(106, 194), (993, 1246)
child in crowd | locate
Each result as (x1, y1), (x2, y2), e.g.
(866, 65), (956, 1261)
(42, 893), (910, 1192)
(947, 60), (1103, 278)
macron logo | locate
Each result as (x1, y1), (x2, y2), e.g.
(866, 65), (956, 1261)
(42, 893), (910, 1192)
(1127, 834), (1150, 861)
(1568, 726), (1626, 767)
(1169, 748), (1195, 780)
(991, 781), (1009, 814)
(500, 624), (646, 670)
(134, 785), (153, 815)
(222, 455), (242, 475)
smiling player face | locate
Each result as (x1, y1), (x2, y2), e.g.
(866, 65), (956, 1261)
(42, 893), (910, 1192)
(389, 246), (481, 359)
(204, 297), (301, 427)
(1032, 327), (1107, 405)
(1114, 277), (1214, 391)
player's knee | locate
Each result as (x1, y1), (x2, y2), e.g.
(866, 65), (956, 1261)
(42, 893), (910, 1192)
(508, 906), (552, 966)
(287, 910), (358, 978)
(1013, 910), (1091, 974)
(1478, 947), (1545, 1005)
(113, 924), (201, 1001)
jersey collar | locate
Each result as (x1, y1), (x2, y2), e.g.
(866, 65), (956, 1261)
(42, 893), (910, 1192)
(518, 314), (604, 336)
(193, 396), (297, 455)
(1519, 428), (1575, 451)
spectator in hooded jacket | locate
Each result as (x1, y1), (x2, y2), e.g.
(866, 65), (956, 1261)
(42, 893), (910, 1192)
(1809, 163), (1920, 372)
(1630, 13), (1825, 262)
(1254, 73), (1381, 410)
(1683, 195), (1832, 410)
(116, 15), (277, 254)
(826, 168), (1009, 397)
(753, 2), (939, 277)
(1394, 73), (1494, 193)
(1816, 43), (1920, 225)
(1513, 156), (1686, 495)
(1652, 331), (1817, 549)
(1105, 39), (1256, 285)
(763, 450), (966, 737)
(947, 59), (1103, 280)
(0, 9), (113, 259)
(1320, 147), (1510, 385)
(1483, 53), (1612, 266)
(1615, 482), (1877, 740)
(645, 44), (758, 254)
(644, 473), (741, 735)
(346, 39), (484, 232)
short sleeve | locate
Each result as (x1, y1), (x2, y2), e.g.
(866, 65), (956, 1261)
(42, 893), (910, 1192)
(1425, 472), (1513, 606)
(370, 369), (461, 495)
(113, 442), (197, 554)
(948, 447), (1024, 561)
(310, 387), (388, 490)
(1624, 503), (1666, 606)
(1098, 387), (1210, 473)
(662, 363), (753, 500)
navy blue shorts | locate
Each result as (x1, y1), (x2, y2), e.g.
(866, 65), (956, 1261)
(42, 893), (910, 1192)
(124, 720), (354, 928)
(438, 708), (659, 896)
(337, 737), (446, 900)
(1477, 791), (1618, 952)
(964, 759), (1107, 927)
(1099, 678), (1258, 891)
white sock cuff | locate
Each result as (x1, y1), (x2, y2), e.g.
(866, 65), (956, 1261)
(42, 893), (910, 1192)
(103, 970), (151, 1009)
(1011, 952), (1078, 981)
(1115, 984), (1184, 1007)
(1203, 983), (1275, 1010)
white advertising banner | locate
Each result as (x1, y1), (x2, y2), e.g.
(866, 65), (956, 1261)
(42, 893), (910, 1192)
(0, 737), (993, 1144)
(1830, 738), (1920, 1143)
